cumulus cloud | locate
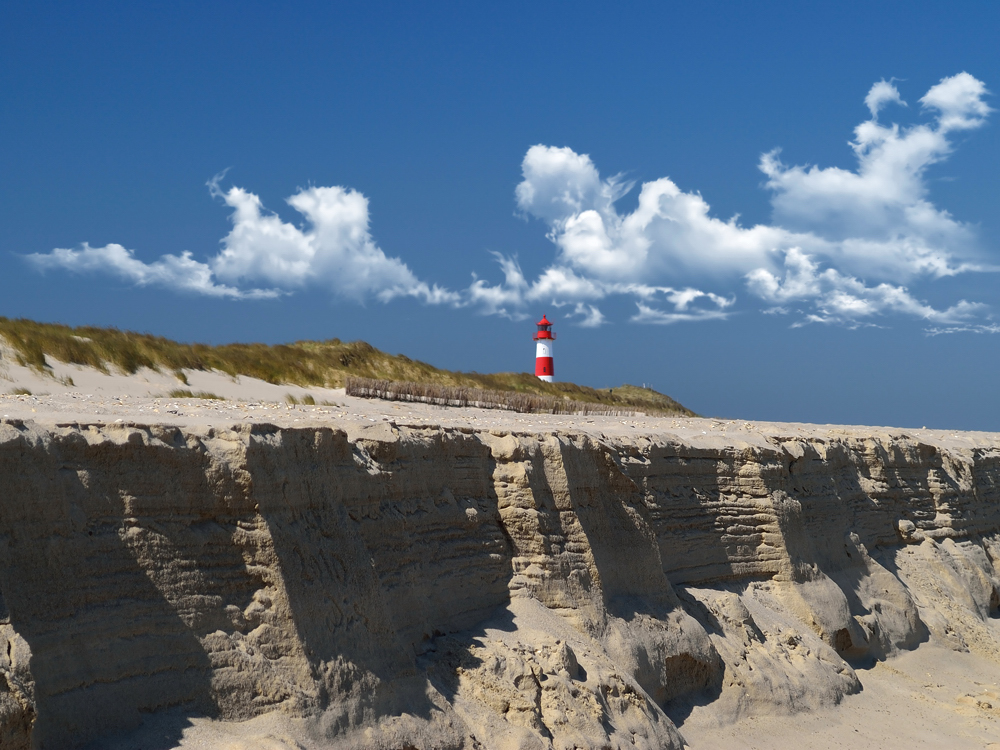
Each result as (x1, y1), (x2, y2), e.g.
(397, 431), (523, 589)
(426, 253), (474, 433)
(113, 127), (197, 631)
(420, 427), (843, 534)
(479, 72), (993, 327)
(25, 73), (994, 330)
(920, 71), (992, 131)
(513, 144), (787, 280)
(27, 176), (458, 305)
(208, 178), (456, 303)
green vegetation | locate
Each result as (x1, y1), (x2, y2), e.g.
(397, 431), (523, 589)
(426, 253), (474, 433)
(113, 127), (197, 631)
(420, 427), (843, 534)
(602, 384), (693, 415)
(167, 389), (224, 400)
(285, 394), (316, 405)
(0, 317), (695, 415)
(10, 388), (32, 396)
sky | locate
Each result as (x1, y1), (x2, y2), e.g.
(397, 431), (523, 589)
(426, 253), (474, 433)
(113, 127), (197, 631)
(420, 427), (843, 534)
(3, 1), (1000, 430)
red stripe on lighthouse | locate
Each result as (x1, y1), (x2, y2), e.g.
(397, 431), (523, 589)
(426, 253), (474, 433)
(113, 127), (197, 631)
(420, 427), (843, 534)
(535, 357), (554, 377)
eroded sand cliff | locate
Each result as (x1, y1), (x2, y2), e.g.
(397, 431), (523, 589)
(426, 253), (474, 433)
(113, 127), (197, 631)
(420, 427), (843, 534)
(1, 411), (1000, 748)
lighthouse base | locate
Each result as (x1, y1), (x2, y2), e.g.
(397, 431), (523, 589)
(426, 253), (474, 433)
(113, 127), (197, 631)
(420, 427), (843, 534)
(537, 375), (554, 383)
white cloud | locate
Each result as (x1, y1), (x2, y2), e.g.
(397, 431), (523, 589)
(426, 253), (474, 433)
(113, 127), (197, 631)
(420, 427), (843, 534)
(492, 72), (994, 327)
(27, 177), (458, 305)
(208, 179), (456, 304)
(920, 72), (992, 131)
(927, 323), (1000, 336)
(572, 304), (606, 327)
(630, 302), (733, 325)
(26, 243), (278, 299)
(514, 144), (790, 280)
(25, 73), (995, 331)
(747, 248), (985, 327)
(759, 76), (991, 279)
(465, 252), (731, 326)
(865, 79), (906, 118)
(627, 287), (735, 325)
(467, 253), (531, 318)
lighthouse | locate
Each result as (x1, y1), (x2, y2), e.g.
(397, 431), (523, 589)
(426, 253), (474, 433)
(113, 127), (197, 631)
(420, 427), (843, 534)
(533, 314), (555, 382)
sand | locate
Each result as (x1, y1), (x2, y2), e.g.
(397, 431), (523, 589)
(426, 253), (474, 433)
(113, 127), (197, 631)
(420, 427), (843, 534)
(5, 354), (1000, 749)
(96, 643), (1000, 749)
(682, 643), (1000, 749)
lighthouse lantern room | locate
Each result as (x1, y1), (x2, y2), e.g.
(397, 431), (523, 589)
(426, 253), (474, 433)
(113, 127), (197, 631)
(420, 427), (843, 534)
(533, 314), (556, 382)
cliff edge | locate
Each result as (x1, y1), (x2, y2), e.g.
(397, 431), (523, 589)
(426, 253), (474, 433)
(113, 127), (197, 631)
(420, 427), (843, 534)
(1, 414), (999, 748)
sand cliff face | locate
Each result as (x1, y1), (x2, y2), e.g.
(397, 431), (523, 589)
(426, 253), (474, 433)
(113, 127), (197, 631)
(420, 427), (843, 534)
(1, 419), (999, 749)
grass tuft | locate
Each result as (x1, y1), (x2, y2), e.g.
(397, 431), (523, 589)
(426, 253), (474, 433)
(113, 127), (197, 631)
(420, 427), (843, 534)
(168, 389), (224, 400)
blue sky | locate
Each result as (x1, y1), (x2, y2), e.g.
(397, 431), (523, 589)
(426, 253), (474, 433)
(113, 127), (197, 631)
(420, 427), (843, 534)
(3, 2), (1000, 429)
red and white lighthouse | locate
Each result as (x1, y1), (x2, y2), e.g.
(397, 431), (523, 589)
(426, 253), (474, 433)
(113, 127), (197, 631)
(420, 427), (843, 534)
(533, 314), (555, 382)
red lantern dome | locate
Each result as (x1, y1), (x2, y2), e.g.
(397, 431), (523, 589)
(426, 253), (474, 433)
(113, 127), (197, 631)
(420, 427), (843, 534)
(533, 314), (555, 341)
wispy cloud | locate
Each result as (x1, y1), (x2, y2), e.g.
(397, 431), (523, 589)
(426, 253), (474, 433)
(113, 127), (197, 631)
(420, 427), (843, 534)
(927, 324), (1000, 336)
(26, 242), (278, 299)
(630, 302), (734, 325)
(747, 248), (985, 327)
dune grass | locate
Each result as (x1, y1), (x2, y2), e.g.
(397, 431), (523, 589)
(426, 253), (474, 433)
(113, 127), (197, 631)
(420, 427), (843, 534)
(0, 317), (696, 416)
(168, 389), (224, 400)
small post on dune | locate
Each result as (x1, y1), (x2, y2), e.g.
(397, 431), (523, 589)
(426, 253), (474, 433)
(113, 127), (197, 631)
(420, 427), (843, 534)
(534, 314), (555, 382)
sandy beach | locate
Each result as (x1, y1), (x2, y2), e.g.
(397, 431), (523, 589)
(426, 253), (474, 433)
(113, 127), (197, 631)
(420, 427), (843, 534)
(4, 356), (1000, 749)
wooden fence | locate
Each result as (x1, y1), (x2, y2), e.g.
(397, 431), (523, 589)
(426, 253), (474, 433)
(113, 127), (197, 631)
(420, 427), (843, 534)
(345, 377), (654, 416)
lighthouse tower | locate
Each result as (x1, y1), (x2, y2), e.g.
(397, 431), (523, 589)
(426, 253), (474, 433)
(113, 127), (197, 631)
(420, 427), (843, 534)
(533, 314), (555, 382)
